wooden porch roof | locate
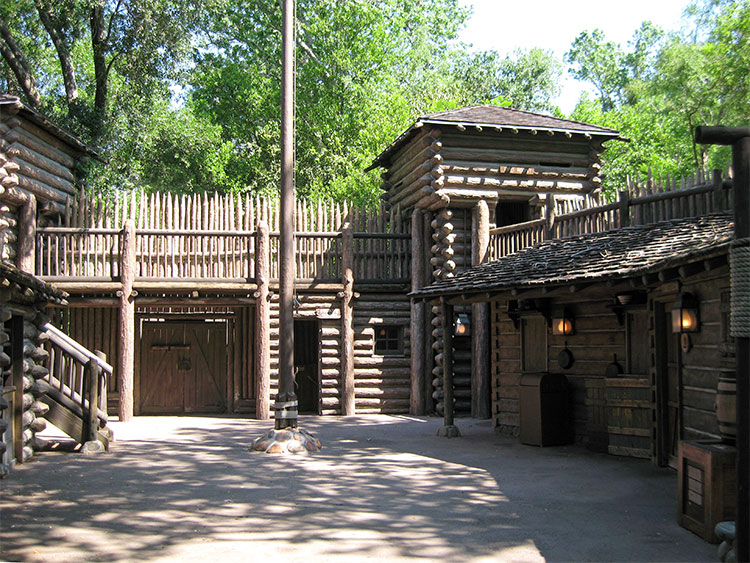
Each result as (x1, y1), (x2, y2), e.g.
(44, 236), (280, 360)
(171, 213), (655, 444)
(411, 213), (734, 299)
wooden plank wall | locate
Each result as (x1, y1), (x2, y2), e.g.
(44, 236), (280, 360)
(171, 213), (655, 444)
(678, 271), (731, 442)
(490, 269), (731, 454)
(491, 298), (628, 442)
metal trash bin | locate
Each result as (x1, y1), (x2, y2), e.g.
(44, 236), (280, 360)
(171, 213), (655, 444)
(519, 373), (569, 446)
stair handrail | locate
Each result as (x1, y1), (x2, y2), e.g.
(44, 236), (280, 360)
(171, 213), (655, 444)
(42, 323), (113, 375)
(42, 323), (110, 445)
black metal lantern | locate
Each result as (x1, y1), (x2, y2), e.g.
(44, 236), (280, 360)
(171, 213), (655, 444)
(455, 313), (471, 336)
(672, 292), (700, 333)
(552, 307), (575, 336)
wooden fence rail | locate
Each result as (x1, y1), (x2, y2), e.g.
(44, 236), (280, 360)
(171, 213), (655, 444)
(35, 227), (411, 283)
(488, 169), (733, 260)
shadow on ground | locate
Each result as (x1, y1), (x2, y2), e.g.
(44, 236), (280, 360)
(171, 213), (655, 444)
(0, 415), (715, 562)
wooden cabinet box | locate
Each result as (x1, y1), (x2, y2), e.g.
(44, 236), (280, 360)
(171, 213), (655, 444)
(678, 440), (736, 543)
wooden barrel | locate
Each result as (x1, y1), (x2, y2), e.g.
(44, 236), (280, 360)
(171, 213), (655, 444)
(716, 372), (736, 444)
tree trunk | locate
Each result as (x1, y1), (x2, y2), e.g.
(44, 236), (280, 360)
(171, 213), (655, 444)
(34, 0), (78, 105)
(90, 2), (108, 114)
(0, 18), (42, 108)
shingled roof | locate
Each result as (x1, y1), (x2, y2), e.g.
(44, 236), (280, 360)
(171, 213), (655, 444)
(369, 105), (621, 171)
(412, 213), (734, 299)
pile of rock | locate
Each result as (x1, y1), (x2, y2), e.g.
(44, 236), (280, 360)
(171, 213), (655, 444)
(250, 427), (321, 454)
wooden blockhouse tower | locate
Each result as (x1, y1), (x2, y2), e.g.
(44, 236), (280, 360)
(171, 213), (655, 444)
(368, 105), (620, 417)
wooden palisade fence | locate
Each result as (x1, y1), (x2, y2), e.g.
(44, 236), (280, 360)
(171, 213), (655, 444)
(33, 191), (410, 284)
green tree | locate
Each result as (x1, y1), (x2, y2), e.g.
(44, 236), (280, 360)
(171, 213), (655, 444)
(568, 1), (748, 197)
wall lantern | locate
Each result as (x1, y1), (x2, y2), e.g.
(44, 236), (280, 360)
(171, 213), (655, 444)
(455, 313), (471, 336)
(552, 308), (575, 336)
(672, 292), (700, 333)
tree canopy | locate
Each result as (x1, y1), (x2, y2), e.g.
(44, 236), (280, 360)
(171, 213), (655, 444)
(567, 0), (748, 195)
(1, 0), (747, 202)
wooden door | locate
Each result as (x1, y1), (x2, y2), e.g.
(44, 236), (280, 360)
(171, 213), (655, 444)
(655, 304), (681, 467)
(294, 320), (319, 414)
(522, 316), (547, 373)
(140, 321), (228, 414)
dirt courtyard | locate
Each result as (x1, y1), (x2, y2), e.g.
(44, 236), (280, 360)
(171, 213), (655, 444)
(1, 415), (716, 562)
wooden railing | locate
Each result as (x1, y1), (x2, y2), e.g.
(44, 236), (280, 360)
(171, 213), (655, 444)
(353, 233), (411, 282)
(136, 230), (255, 280)
(488, 170), (733, 260)
(489, 218), (545, 260)
(41, 323), (111, 444)
(37, 227), (120, 280)
(35, 227), (411, 284)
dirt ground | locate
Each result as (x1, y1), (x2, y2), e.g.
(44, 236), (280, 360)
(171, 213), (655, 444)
(0, 415), (716, 562)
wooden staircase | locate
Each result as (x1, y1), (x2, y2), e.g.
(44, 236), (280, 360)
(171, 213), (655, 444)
(38, 323), (112, 450)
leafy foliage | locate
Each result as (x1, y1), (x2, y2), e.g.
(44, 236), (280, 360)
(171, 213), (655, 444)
(568, 0), (748, 197)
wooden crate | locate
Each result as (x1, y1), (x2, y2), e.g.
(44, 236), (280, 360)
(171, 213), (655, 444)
(605, 377), (652, 458)
(678, 440), (737, 543)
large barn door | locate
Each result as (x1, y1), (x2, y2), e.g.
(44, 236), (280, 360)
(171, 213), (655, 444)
(140, 321), (228, 414)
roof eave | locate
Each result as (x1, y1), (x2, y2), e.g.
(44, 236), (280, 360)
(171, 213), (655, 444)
(368, 118), (622, 172)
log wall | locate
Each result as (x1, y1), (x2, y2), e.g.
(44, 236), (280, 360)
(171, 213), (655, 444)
(0, 269), (66, 467)
(353, 291), (411, 414)
(0, 99), (85, 210)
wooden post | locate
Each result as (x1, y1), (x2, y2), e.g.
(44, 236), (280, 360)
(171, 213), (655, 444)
(85, 357), (101, 443)
(437, 297), (459, 437)
(618, 190), (631, 228)
(96, 350), (107, 419)
(10, 316), (23, 462)
(694, 126), (750, 561)
(254, 221), (271, 420)
(711, 168), (724, 212)
(410, 209), (425, 415)
(423, 211), (435, 413)
(275, 0), (297, 430)
(118, 219), (136, 421)
(544, 194), (556, 239)
(472, 200), (491, 419)
(17, 194), (36, 274)
(341, 222), (355, 415)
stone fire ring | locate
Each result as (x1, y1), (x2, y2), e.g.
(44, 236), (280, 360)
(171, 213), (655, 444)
(250, 427), (322, 454)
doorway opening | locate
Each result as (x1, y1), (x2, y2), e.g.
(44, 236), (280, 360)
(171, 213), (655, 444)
(294, 320), (320, 414)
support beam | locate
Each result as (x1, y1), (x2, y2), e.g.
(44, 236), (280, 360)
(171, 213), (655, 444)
(437, 298), (460, 437)
(410, 209), (425, 415)
(254, 220), (271, 420)
(341, 222), (355, 416)
(695, 126), (750, 562)
(17, 194), (36, 274)
(117, 220), (135, 421)
(472, 200), (490, 419)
